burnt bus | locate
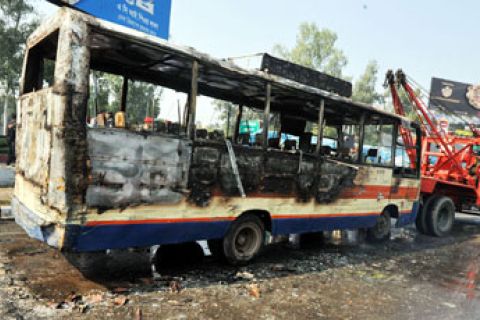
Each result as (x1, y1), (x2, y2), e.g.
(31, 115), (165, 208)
(13, 8), (421, 264)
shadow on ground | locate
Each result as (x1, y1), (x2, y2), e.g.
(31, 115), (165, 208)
(3, 214), (480, 302)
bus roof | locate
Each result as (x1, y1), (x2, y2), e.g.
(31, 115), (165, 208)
(29, 8), (414, 126)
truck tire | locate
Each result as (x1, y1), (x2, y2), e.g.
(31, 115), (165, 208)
(366, 209), (391, 243)
(222, 214), (265, 265)
(426, 196), (455, 237)
(416, 196), (438, 235)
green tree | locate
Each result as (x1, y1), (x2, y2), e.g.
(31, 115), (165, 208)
(352, 60), (383, 105)
(273, 22), (348, 79)
(125, 80), (161, 124)
(88, 71), (114, 116)
(212, 100), (236, 136)
(0, 0), (38, 132)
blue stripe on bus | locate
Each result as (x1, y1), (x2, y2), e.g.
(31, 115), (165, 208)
(272, 215), (379, 235)
(65, 214), (388, 252)
(396, 202), (420, 227)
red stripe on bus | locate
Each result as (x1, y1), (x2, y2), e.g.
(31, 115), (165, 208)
(86, 217), (236, 226)
(338, 186), (419, 199)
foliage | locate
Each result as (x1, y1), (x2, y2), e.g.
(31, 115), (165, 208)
(273, 22), (348, 79)
(212, 100), (236, 135)
(0, 0), (38, 125)
(352, 60), (383, 105)
(0, 0), (37, 93)
(125, 80), (161, 124)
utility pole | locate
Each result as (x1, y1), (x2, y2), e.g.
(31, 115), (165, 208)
(3, 87), (9, 135)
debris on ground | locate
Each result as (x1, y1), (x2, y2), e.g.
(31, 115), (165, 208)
(1, 216), (480, 319)
(247, 283), (261, 298)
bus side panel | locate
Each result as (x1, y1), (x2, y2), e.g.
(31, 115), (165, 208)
(64, 220), (232, 252)
(86, 129), (190, 208)
(272, 215), (379, 235)
(391, 176), (421, 227)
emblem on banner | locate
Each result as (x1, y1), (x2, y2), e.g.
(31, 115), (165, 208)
(135, 0), (155, 15)
(441, 85), (453, 98)
(467, 85), (480, 110)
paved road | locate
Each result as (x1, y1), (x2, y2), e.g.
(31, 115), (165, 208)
(1, 215), (480, 319)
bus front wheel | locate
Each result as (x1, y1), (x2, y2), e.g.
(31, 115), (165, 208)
(222, 214), (265, 265)
(366, 209), (391, 243)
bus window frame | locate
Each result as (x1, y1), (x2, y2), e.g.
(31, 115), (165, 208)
(392, 122), (422, 179)
(358, 114), (397, 170)
(22, 29), (60, 95)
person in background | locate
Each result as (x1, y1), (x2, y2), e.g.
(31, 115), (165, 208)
(6, 114), (16, 166)
(105, 111), (115, 128)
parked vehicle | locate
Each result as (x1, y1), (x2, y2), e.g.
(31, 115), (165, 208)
(12, 8), (421, 265)
(387, 70), (480, 237)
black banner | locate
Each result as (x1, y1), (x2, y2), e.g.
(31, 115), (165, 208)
(261, 54), (352, 98)
(429, 77), (480, 133)
(429, 77), (479, 116)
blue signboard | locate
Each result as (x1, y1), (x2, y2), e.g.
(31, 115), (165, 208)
(53, 0), (172, 39)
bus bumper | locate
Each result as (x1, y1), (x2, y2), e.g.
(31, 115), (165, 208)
(11, 196), (65, 249)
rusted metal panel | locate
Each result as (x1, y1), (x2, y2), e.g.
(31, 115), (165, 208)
(317, 160), (359, 203)
(54, 12), (90, 96)
(17, 90), (53, 188)
(13, 9), (91, 243)
(86, 129), (191, 208)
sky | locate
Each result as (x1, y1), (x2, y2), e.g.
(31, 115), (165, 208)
(36, 0), (480, 125)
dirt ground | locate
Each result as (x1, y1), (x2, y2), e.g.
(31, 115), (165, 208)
(1, 214), (480, 320)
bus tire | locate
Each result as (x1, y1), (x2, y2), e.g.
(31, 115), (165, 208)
(426, 196), (455, 237)
(366, 209), (391, 243)
(223, 214), (265, 265)
(416, 196), (437, 235)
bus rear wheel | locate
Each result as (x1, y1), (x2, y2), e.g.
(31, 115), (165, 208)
(222, 214), (265, 265)
(366, 209), (391, 243)
(426, 196), (455, 237)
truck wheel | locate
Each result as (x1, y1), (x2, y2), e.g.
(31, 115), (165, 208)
(416, 196), (437, 235)
(427, 196), (455, 237)
(222, 214), (265, 265)
(366, 209), (391, 243)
